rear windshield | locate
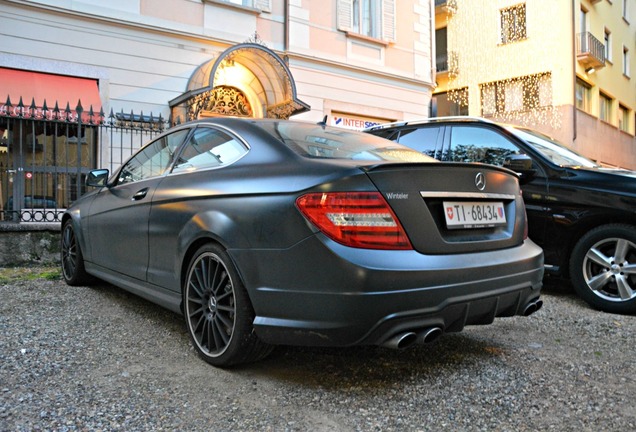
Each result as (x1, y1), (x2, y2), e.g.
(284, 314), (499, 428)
(258, 121), (435, 163)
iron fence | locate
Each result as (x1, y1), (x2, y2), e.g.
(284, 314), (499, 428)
(0, 96), (168, 223)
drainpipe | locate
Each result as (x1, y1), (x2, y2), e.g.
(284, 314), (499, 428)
(284, 0), (289, 53)
(430, 0), (437, 117)
(572, 0), (577, 142)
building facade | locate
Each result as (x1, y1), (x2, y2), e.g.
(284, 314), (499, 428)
(0, 0), (436, 220)
(434, 0), (636, 169)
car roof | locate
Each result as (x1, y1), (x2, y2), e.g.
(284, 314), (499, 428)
(363, 116), (505, 132)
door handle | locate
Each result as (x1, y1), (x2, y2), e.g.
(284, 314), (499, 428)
(132, 188), (148, 201)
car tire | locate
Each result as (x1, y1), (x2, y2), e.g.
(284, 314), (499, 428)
(61, 219), (94, 286)
(183, 243), (273, 367)
(570, 224), (636, 314)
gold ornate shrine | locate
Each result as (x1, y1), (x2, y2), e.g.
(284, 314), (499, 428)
(170, 43), (309, 124)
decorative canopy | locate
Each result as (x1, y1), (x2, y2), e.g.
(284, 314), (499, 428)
(169, 43), (309, 122)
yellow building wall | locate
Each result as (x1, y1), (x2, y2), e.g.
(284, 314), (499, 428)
(439, 0), (573, 120)
(435, 0), (636, 168)
(576, 0), (635, 129)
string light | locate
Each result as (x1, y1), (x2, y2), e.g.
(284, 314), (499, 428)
(444, 0), (562, 129)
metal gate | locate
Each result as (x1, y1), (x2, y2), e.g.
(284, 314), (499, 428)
(0, 97), (168, 223)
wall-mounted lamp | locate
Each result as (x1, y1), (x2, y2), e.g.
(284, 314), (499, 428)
(585, 67), (596, 74)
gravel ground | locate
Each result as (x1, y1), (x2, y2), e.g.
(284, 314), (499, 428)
(1, 268), (635, 432)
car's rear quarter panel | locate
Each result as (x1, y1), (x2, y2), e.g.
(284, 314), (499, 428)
(145, 158), (375, 291)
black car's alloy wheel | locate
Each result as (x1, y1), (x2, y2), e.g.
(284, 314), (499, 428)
(183, 243), (272, 366)
(61, 220), (92, 286)
(570, 224), (636, 314)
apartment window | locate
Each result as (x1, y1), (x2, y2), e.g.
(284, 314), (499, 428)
(480, 73), (551, 115)
(337, 0), (396, 42)
(599, 92), (612, 122)
(432, 89), (468, 117)
(355, 0), (377, 38)
(500, 3), (527, 44)
(623, 46), (631, 77)
(604, 29), (612, 62)
(575, 78), (592, 112)
(580, 8), (587, 34)
(618, 104), (630, 132)
(212, 0), (271, 11)
(436, 27), (448, 72)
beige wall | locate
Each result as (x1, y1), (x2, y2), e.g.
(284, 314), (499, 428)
(285, 0), (434, 123)
(575, 109), (636, 168)
(1, 0), (434, 131)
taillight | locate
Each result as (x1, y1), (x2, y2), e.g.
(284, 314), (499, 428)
(296, 192), (412, 250)
(520, 189), (528, 240)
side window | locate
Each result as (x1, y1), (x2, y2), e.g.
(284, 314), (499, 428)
(396, 127), (442, 159)
(448, 126), (520, 166)
(118, 129), (189, 185)
(172, 127), (248, 173)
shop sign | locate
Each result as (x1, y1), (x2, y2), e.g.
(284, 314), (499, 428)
(330, 113), (389, 131)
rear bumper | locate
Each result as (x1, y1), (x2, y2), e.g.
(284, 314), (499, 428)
(229, 235), (544, 347)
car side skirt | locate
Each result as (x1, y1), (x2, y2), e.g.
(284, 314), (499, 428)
(84, 262), (182, 314)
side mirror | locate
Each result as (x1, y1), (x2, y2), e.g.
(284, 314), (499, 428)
(503, 154), (536, 184)
(86, 169), (110, 187)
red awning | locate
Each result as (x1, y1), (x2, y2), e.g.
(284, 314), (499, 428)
(0, 67), (101, 112)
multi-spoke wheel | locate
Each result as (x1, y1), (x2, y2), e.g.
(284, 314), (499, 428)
(183, 243), (273, 366)
(570, 224), (636, 314)
(61, 219), (93, 286)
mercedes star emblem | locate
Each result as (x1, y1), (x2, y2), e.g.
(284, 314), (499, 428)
(475, 172), (486, 191)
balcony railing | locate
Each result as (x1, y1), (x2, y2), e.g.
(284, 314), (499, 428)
(577, 32), (605, 70)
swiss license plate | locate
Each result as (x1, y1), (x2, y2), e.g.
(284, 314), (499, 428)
(443, 201), (507, 229)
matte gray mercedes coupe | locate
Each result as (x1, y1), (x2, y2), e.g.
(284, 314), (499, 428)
(61, 118), (544, 367)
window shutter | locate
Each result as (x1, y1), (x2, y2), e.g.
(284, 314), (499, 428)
(337, 0), (354, 32)
(254, 0), (271, 12)
(382, 0), (396, 42)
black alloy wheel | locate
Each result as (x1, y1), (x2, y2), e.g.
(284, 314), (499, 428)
(61, 219), (93, 286)
(183, 243), (272, 367)
(570, 224), (636, 314)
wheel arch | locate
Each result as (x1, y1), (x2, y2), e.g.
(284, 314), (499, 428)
(175, 208), (251, 296)
(178, 235), (250, 313)
(60, 210), (89, 261)
(560, 212), (636, 275)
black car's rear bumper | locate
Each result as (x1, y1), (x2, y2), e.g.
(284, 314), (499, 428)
(230, 235), (544, 347)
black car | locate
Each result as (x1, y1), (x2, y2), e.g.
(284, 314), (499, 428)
(61, 118), (543, 367)
(365, 116), (636, 314)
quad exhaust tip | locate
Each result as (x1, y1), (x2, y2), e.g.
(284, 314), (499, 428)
(419, 326), (443, 344)
(382, 300), (542, 351)
(522, 299), (543, 316)
(382, 327), (443, 350)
